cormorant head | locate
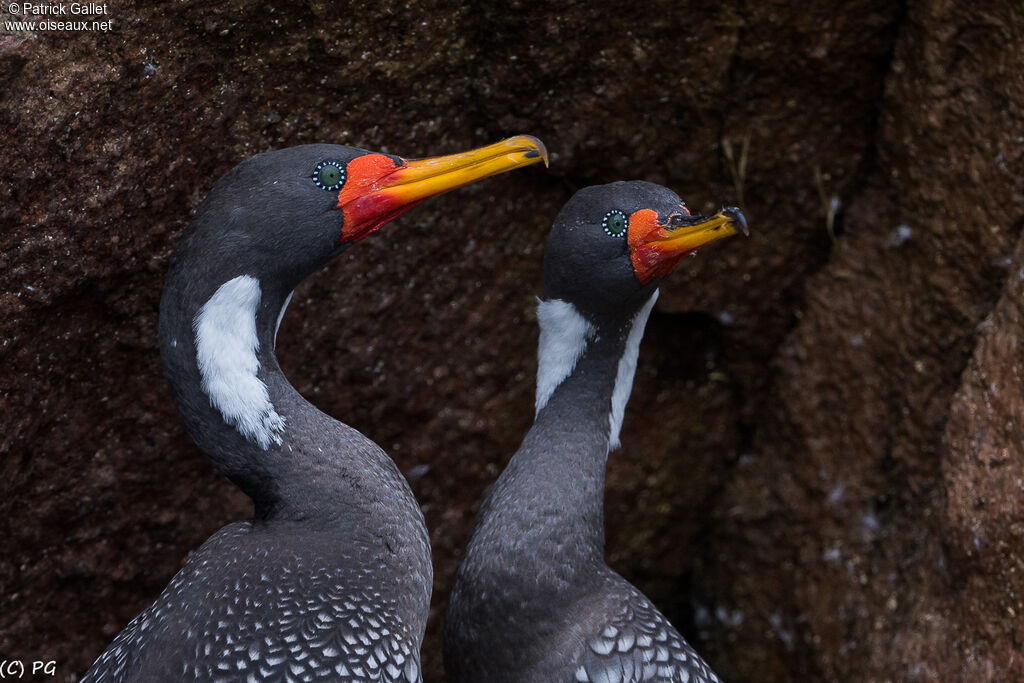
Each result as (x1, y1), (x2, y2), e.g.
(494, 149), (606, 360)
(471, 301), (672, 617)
(185, 136), (548, 293)
(542, 180), (747, 327)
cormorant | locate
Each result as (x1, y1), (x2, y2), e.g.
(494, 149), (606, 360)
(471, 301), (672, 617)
(445, 180), (746, 683)
(83, 136), (547, 682)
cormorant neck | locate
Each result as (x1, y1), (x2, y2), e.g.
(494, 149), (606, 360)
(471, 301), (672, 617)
(477, 292), (658, 561)
(157, 251), (396, 524)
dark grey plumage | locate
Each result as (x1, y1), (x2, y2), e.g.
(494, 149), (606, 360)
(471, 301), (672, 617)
(446, 182), (745, 683)
(86, 522), (425, 682)
(83, 145), (432, 683)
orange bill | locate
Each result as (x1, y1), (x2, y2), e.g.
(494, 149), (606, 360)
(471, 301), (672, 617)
(337, 135), (548, 242)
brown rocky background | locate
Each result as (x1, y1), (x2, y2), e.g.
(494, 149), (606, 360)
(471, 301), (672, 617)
(2, 0), (1022, 680)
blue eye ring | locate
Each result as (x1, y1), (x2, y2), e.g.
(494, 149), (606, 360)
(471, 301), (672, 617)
(603, 210), (628, 237)
(312, 161), (346, 191)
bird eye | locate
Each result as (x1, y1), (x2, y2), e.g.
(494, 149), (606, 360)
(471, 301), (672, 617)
(312, 161), (346, 191)
(602, 210), (628, 237)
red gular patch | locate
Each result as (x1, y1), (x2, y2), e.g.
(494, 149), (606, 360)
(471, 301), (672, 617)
(627, 208), (686, 284)
(336, 154), (407, 243)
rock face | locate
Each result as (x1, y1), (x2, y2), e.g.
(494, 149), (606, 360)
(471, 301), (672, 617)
(2, 1), (1022, 681)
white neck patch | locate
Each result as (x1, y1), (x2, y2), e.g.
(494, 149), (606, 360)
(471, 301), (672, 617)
(535, 298), (596, 415)
(608, 290), (658, 449)
(193, 275), (285, 450)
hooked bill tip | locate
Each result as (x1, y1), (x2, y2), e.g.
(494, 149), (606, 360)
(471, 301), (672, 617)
(723, 206), (749, 236)
(519, 135), (550, 167)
